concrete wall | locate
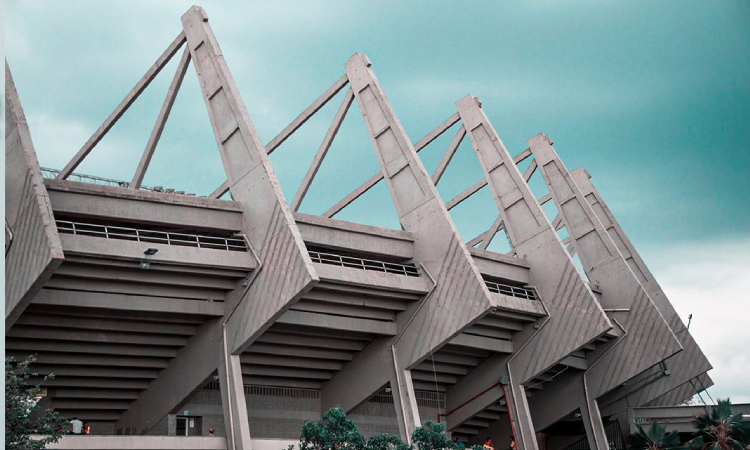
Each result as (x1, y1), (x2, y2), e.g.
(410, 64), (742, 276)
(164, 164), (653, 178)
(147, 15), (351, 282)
(166, 386), (444, 440)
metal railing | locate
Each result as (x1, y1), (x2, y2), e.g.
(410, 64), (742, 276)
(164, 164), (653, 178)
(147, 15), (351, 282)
(368, 388), (445, 409)
(55, 220), (248, 252)
(308, 251), (419, 277)
(41, 167), (200, 197)
(484, 280), (538, 300)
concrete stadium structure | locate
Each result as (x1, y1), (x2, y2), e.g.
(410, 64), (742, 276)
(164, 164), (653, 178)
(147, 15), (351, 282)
(5, 6), (713, 450)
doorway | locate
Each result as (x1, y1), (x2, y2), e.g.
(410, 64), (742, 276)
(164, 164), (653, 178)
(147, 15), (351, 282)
(176, 416), (202, 436)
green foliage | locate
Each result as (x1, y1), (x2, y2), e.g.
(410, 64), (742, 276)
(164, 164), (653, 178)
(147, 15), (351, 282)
(629, 421), (681, 450)
(6, 355), (69, 450)
(299, 406), (366, 450)
(686, 399), (750, 450)
(368, 433), (411, 450)
(293, 407), (469, 450)
(411, 420), (454, 450)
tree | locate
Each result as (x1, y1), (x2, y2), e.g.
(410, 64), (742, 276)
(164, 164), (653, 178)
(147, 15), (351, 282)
(629, 421), (681, 450)
(412, 421), (455, 450)
(6, 355), (69, 450)
(294, 406), (482, 450)
(686, 398), (750, 450)
(299, 406), (367, 450)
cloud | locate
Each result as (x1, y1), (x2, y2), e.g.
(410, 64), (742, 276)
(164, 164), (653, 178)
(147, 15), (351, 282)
(646, 238), (750, 403)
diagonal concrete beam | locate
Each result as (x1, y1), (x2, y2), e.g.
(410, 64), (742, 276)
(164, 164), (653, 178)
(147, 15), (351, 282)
(322, 55), (494, 436)
(570, 168), (712, 407)
(529, 134), (682, 398)
(441, 97), (612, 450)
(181, 6), (318, 355)
(457, 96), (611, 382)
(5, 62), (65, 331)
(115, 318), (222, 434)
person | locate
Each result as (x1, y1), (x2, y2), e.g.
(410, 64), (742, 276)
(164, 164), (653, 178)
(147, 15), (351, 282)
(82, 422), (91, 435)
(208, 428), (215, 437)
(454, 437), (466, 450)
(483, 438), (495, 450)
(69, 417), (83, 435)
(509, 437), (517, 450)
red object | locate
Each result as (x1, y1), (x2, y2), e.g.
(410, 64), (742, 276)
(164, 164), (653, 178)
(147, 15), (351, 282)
(82, 423), (91, 435)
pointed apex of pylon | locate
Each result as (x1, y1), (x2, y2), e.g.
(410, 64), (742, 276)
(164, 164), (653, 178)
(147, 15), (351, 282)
(455, 94), (481, 109)
(528, 133), (553, 145)
(347, 53), (372, 67)
(183, 5), (208, 22)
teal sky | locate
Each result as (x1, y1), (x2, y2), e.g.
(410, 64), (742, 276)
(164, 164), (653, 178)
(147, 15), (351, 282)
(5, 1), (750, 403)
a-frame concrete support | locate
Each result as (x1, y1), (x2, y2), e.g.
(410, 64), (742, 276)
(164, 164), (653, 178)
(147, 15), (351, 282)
(448, 96), (611, 450)
(528, 134), (683, 450)
(570, 168), (712, 407)
(322, 54), (496, 440)
(181, 6), (319, 355)
(5, 63), (65, 330)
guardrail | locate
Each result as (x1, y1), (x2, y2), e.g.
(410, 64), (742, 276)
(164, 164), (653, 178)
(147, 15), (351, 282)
(308, 251), (419, 277)
(55, 220), (248, 252)
(41, 167), (201, 197)
(484, 280), (538, 300)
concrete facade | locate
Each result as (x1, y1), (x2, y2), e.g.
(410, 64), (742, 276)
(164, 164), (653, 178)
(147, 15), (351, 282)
(5, 6), (713, 450)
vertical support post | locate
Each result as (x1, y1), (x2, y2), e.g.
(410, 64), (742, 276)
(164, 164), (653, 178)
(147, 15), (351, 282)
(502, 382), (537, 450)
(181, 6), (318, 355)
(580, 398), (609, 450)
(391, 370), (421, 443)
(219, 346), (252, 450)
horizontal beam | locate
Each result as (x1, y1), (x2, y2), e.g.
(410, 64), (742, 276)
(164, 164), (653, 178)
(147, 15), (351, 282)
(241, 354), (344, 371)
(5, 339), (177, 358)
(295, 213), (414, 260)
(276, 310), (397, 336)
(59, 233), (256, 271)
(6, 351), (168, 369)
(7, 326), (188, 346)
(313, 263), (429, 294)
(42, 436), (226, 449)
(54, 262), (235, 291)
(31, 365), (159, 379)
(33, 289), (225, 316)
(15, 313), (196, 335)
(47, 187), (244, 231)
(244, 343), (353, 361)
(449, 333), (514, 353)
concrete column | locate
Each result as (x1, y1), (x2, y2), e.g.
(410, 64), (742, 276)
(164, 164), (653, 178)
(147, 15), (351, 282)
(219, 350), (252, 450)
(391, 371), (421, 443)
(503, 382), (538, 450)
(580, 397), (608, 450)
